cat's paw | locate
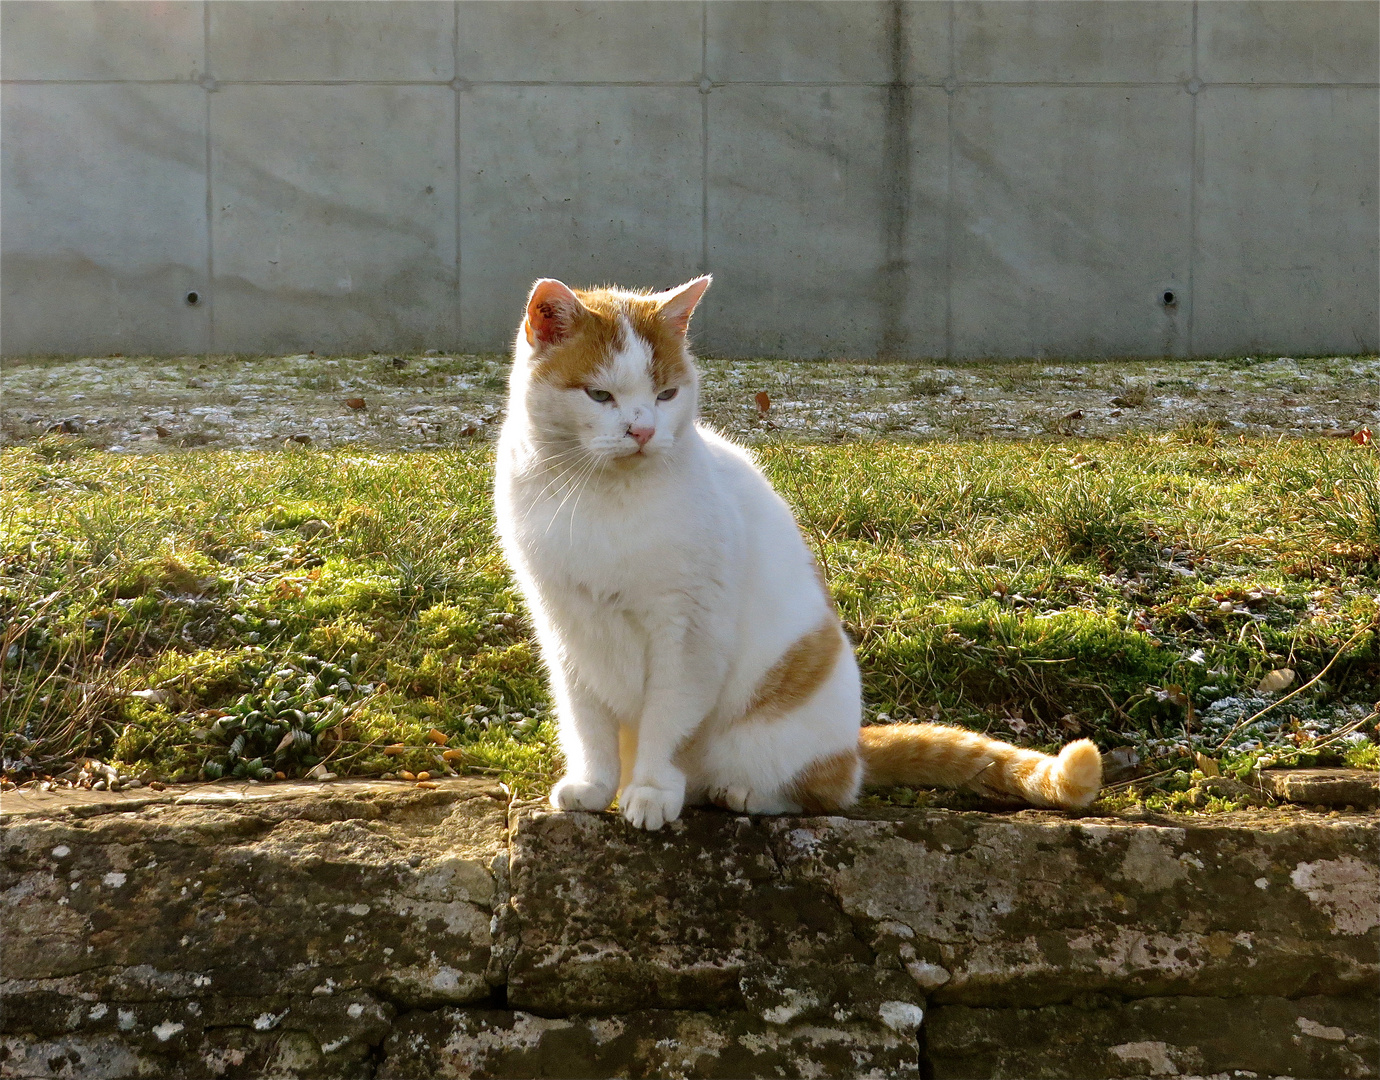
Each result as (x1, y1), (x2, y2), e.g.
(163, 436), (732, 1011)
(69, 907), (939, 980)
(707, 783), (794, 815)
(621, 783), (684, 831)
(550, 776), (616, 812)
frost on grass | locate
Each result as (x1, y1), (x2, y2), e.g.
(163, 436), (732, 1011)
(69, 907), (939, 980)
(2, 352), (1376, 451)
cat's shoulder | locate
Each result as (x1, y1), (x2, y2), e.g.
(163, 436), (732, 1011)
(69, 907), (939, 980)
(696, 423), (762, 474)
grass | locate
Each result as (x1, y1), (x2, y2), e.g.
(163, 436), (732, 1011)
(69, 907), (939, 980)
(2, 431), (1377, 808)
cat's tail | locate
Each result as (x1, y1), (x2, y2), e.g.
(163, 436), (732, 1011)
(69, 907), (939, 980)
(858, 723), (1102, 810)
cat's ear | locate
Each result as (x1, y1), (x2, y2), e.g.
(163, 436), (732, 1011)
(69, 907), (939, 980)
(654, 275), (712, 336)
(525, 278), (584, 347)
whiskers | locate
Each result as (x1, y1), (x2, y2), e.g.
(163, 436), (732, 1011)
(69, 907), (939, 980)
(525, 439), (607, 540)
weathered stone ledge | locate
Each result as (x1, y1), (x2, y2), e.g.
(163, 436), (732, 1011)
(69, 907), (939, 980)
(2, 780), (1376, 1079)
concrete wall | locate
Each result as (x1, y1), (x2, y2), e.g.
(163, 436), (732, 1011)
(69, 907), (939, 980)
(2, 1), (1376, 361)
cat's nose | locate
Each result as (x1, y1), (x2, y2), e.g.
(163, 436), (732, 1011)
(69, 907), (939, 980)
(627, 425), (654, 447)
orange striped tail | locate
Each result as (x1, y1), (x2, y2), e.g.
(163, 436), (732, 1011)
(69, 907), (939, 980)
(859, 723), (1102, 810)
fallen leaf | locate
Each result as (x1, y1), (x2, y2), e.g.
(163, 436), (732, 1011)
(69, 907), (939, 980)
(155, 426), (172, 438)
(289, 433), (312, 444)
(1193, 752), (1220, 777)
(1257, 668), (1296, 694)
(1062, 409), (1084, 422)
(1352, 428), (1372, 446)
(344, 397), (367, 410)
(754, 391), (771, 415)
(427, 728), (448, 746)
(1321, 428), (1355, 438)
(305, 762), (336, 781)
(441, 748), (465, 763)
(1163, 684), (1190, 709)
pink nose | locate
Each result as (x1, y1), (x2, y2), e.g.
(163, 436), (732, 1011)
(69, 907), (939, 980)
(628, 425), (654, 448)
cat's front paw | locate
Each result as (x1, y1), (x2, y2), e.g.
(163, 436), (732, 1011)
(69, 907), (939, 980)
(550, 776), (616, 812)
(621, 783), (684, 831)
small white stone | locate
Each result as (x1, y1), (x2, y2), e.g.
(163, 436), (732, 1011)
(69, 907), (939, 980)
(1255, 877), (1269, 889)
(152, 1021), (184, 1042)
(102, 871), (126, 888)
(88, 1003), (108, 1020)
(51, 845), (71, 859)
(347, 1003), (365, 1019)
(879, 1001), (925, 1031)
(347, 903), (370, 916)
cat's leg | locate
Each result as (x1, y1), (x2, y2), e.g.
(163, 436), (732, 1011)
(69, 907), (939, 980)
(621, 614), (728, 831)
(548, 668), (621, 812)
(703, 640), (863, 815)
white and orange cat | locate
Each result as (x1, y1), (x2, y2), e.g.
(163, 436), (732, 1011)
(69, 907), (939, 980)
(495, 276), (1101, 830)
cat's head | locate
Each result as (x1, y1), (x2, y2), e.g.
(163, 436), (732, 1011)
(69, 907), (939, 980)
(511, 276), (711, 465)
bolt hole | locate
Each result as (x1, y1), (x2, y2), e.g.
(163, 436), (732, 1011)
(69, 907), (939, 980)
(1161, 290), (1177, 307)
(185, 291), (200, 306)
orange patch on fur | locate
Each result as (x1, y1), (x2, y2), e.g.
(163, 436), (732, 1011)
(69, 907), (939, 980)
(529, 286), (691, 390)
(786, 749), (860, 813)
(741, 616), (843, 722)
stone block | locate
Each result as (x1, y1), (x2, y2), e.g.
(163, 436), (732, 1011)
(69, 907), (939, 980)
(379, 1008), (922, 1079)
(208, 0), (454, 82)
(953, 1), (1193, 84)
(0, 0), (204, 82)
(0, 781), (507, 1016)
(1260, 769), (1380, 810)
(504, 806), (1378, 1016)
(0, 84), (208, 356)
(457, 86), (702, 351)
(457, 2), (701, 84)
(1199, 0), (1380, 84)
(949, 85), (1192, 359)
(1193, 86), (1380, 357)
(705, 85), (948, 358)
(927, 993), (1379, 1079)
(209, 84), (456, 354)
(707, 1), (949, 84)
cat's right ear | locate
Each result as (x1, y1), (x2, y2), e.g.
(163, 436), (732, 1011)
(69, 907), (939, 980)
(525, 279), (583, 348)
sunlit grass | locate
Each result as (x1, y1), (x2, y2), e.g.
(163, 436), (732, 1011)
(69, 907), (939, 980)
(2, 432), (1376, 802)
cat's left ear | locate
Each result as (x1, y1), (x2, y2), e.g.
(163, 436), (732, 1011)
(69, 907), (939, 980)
(653, 275), (712, 336)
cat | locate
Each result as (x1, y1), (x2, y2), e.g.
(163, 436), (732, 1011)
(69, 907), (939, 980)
(494, 275), (1102, 830)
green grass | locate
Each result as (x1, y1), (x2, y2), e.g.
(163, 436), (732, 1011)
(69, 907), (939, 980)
(2, 433), (1377, 804)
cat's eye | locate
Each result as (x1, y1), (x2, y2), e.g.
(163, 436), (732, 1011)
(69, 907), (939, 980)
(657, 387), (679, 402)
(585, 388), (613, 403)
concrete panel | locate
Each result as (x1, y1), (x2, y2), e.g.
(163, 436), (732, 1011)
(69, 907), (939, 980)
(1199, 1), (1380, 84)
(210, 85), (455, 354)
(705, 85), (947, 358)
(457, 86), (702, 351)
(708, 1), (949, 84)
(0, 0), (203, 82)
(0, 84), (207, 356)
(456, 2), (701, 84)
(949, 86), (1192, 359)
(1194, 87), (1379, 357)
(954, 1), (1193, 84)
(207, 1), (453, 82)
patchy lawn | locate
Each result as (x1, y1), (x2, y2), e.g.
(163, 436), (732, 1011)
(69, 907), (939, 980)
(3, 420), (1376, 811)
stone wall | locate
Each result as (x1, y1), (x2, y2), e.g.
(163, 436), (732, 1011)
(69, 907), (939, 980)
(2, 779), (1376, 1078)
(2, 1), (1377, 360)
